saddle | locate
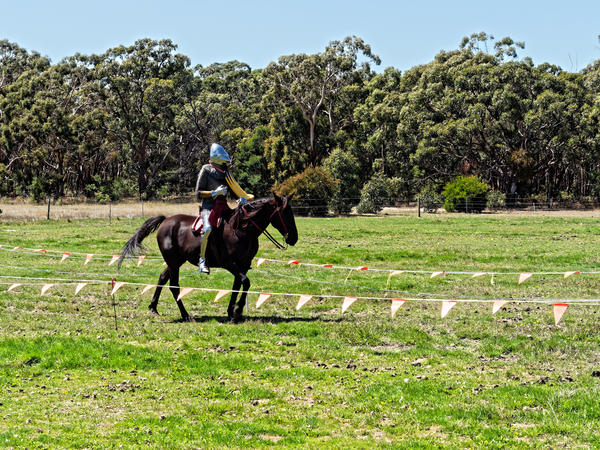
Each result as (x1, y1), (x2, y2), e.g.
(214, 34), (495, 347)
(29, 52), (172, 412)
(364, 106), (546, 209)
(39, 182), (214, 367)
(192, 199), (235, 237)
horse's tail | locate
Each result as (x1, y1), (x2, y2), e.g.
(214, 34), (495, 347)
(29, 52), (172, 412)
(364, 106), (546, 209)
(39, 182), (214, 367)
(117, 215), (166, 271)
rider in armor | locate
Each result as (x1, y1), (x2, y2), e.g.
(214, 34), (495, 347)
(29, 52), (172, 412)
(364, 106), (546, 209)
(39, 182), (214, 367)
(195, 143), (254, 274)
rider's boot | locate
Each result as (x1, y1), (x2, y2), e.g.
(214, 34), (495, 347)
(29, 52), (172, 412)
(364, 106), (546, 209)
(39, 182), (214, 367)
(198, 257), (210, 274)
(198, 228), (211, 274)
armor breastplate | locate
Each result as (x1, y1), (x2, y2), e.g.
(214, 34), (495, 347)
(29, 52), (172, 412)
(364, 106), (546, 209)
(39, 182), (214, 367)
(196, 164), (228, 209)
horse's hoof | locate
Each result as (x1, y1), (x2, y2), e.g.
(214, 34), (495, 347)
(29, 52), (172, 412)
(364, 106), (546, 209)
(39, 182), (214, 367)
(148, 307), (159, 315)
(183, 316), (195, 322)
(230, 314), (244, 324)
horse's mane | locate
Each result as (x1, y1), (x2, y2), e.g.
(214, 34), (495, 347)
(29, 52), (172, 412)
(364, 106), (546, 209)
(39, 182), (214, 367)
(229, 196), (274, 230)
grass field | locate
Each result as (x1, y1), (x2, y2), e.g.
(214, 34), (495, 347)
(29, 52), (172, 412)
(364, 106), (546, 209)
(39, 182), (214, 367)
(1, 213), (600, 448)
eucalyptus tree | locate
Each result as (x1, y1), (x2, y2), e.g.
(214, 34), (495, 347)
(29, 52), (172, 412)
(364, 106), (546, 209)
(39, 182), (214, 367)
(0, 41), (51, 194)
(354, 67), (405, 180)
(263, 36), (380, 167)
(90, 38), (193, 198)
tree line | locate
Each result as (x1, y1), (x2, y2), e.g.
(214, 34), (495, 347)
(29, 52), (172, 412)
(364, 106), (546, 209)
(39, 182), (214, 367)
(1, 33), (599, 207)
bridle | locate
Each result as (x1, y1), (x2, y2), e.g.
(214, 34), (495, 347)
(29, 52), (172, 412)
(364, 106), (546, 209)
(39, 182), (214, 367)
(244, 200), (289, 250)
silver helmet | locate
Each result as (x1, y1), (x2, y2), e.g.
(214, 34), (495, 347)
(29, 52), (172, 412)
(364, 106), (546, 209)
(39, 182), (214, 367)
(209, 143), (231, 166)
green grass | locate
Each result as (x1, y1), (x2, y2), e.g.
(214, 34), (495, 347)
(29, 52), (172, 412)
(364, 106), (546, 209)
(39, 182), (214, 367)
(1, 214), (600, 448)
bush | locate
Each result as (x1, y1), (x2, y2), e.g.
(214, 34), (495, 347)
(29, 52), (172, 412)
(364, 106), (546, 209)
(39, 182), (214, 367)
(356, 175), (394, 214)
(417, 185), (442, 213)
(276, 166), (338, 216)
(322, 148), (360, 214)
(442, 176), (489, 213)
(486, 190), (506, 210)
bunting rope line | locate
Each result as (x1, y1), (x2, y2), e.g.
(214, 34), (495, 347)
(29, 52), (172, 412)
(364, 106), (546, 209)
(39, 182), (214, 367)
(258, 257), (594, 277)
(0, 263), (215, 278)
(2, 274), (600, 305)
(1, 273), (597, 324)
(253, 267), (593, 302)
(1, 244), (597, 278)
(0, 245), (163, 261)
(0, 262), (591, 303)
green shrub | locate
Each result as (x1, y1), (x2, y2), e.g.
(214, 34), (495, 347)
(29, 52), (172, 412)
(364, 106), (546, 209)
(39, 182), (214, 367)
(417, 185), (442, 213)
(486, 190), (506, 210)
(442, 176), (489, 213)
(276, 166), (338, 216)
(356, 175), (394, 214)
(322, 148), (360, 214)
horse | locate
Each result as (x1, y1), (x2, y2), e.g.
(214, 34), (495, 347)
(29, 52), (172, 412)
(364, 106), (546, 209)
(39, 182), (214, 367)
(117, 194), (298, 323)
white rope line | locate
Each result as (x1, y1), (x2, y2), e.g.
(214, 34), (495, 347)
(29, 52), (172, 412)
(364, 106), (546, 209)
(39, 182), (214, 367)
(0, 245), (163, 261)
(0, 263), (205, 278)
(253, 267), (591, 302)
(2, 244), (598, 276)
(1, 274), (600, 305)
(260, 257), (597, 276)
(0, 261), (585, 302)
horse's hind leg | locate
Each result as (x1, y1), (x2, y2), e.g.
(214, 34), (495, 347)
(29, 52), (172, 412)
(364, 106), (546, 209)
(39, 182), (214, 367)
(167, 265), (191, 321)
(149, 267), (170, 314)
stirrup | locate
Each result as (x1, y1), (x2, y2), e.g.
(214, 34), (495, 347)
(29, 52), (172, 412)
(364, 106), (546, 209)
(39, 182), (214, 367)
(198, 257), (210, 275)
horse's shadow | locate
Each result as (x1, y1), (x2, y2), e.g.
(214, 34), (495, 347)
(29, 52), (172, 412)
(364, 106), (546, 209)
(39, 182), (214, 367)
(168, 315), (343, 324)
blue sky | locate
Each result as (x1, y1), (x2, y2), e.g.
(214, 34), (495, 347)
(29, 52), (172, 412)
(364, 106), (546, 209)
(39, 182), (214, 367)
(2, 0), (599, 72)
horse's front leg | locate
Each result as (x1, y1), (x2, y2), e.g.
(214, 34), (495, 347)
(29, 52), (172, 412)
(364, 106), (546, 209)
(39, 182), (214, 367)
(228, 276), (242, 320)
(233, 272), (250, 323)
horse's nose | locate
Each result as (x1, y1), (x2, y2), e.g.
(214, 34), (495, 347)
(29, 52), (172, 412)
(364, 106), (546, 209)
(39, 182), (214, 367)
(286, 232), (298, 246)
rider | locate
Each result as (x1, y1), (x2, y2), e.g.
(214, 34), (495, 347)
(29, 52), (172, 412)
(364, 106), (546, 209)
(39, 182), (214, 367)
(195, 143), (254, 274)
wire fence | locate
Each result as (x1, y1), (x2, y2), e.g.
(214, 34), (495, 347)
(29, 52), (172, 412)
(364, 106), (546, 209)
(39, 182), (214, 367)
(1, 195), (600, 221)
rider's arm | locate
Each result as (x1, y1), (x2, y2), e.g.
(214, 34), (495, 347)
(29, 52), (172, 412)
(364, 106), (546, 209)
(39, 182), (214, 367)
(225, 172), (254, 200)
(195, 167), (213, 201)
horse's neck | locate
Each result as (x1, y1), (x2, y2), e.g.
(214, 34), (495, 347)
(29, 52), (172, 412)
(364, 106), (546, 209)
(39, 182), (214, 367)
(234, 200), (275, 232)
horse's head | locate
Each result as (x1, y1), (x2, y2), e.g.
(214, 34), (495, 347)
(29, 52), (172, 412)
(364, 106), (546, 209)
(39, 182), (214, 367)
(270, 193), (298, 246)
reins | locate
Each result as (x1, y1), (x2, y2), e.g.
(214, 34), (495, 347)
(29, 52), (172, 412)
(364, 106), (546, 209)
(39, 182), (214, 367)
(241, 200), (289, 250)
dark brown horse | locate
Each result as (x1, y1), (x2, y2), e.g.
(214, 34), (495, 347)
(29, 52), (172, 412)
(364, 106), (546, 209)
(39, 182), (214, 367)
(118, 194), (298, 322)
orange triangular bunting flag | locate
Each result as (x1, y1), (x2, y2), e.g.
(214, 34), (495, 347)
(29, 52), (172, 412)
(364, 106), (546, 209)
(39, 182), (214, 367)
(176, 287), (194, 301)
(109, 255), (120, 266)
(391, 298), (406, 317)
(553, 303), (568, 325)
(441, 300), (457, 318)
(431, 271), (445, 279)
(357, 266), (368, 271)
(518, 273), (532, 284)
(12, 246), (22, 251)
(7, 283), (22, 292)
(214, 290), (230, 302)
(256, 258), (266, 267)
(41, 284), (54, 296)
(256, 293), (271, 308)
(84, 254), (94, 265)
(75, 283), (87, 295)
(137, 255), (146, 266)
(492, 300), (508, 314)
(563, 271), (579, 279)
(60, 252), (70, 263)
(342, 296), (358, 313)
(472, 272), (487, 278)
(296, 294), (312, 310)
(288, 259), (299, 264)
(110, 281), (125, 295)
(141, 284), (154, 295)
